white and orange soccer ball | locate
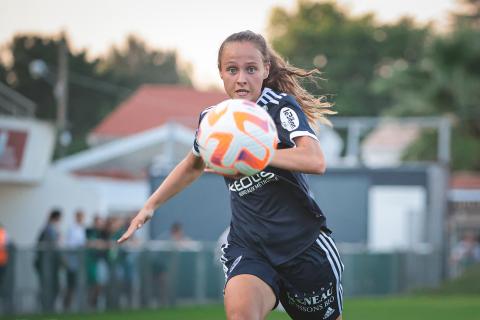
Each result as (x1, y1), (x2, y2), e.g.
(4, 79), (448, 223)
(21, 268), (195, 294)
(197, 99), (278, 176)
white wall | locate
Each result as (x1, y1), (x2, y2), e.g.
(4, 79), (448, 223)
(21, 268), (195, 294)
(0, 116), (55, 183)
(0, 168), (101, 246)
(76, 176), (149, 215)
(368, 186), (427, 251)
(362, 147), (403, 167)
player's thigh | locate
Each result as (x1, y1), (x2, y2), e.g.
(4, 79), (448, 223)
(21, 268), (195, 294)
(279, 232), (344, 320)
(224, 274), (276, 320)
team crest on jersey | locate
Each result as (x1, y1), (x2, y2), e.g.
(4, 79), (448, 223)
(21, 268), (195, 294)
(280, 107), (299, 131)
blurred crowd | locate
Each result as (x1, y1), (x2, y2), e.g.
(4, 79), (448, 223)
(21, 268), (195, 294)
(0, 208), (215, 314)
(3, 209), (478, 314)
(32, 209), (141, 312)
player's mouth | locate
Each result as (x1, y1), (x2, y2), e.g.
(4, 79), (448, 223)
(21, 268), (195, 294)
(235, 89), (249, 97)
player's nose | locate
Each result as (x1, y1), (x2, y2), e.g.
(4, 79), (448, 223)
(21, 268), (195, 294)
(236, 70), (247, 84)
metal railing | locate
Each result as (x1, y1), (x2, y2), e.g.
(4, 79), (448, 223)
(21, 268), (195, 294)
(0, 242), (443, 316)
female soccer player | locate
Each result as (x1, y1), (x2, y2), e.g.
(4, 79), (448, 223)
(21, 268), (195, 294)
(119, 30), (343, 320)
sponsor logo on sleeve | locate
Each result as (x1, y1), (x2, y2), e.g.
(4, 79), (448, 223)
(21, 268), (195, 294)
(280, 107), (299, 131)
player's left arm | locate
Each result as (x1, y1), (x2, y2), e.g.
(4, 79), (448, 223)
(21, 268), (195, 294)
(269, 136), (326, 174)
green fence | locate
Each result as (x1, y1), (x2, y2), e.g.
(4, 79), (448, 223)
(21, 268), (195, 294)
(0, 243), (442, 315)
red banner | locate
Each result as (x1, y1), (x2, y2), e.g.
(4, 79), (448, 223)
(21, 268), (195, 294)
(0, 129), (28, 171)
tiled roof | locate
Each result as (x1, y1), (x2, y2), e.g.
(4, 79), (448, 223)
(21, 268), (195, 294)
(90, 84), (228, 140)
(451, 171), (480, 189)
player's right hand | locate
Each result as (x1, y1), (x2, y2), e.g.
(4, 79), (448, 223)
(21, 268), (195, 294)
(117, 208), (154, 244)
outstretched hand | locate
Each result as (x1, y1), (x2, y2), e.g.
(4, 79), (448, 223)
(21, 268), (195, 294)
(117, 208), (154, 244)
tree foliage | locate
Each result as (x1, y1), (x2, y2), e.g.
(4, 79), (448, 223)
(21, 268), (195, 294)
(98, 35), (191, 89)
(373, 1), (480, 170)
(2, 0), (479, 170)
(268, 0), (480, 170)
(0, 33), (192, 157)
(268, 1), (429, 116)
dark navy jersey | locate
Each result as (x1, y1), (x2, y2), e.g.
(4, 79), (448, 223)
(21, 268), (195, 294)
(193, 88), (328, 265)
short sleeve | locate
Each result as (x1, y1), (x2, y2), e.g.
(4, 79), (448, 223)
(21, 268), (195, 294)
(274, 99), (318, 146)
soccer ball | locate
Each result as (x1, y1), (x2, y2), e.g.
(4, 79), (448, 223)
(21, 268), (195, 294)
(198, 99), (278, 176)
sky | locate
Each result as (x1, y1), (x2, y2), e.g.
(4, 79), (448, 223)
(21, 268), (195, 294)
(1, 0), (459, 89)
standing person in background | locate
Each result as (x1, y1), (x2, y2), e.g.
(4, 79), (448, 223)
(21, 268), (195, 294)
(451, 230), (480, 277)
(0, 223), (8, 289)
(34, 209), (63, 312)
(0, 223), (9, 305)
(105, 216), (127, 309)
(169, 222), (187, 243)
(64, 210), (87, 310)
(86, 215), (107, 310)
(118, 214), (140, 308)
(169, 222), (199, 250)
(119, 30), (343, 320)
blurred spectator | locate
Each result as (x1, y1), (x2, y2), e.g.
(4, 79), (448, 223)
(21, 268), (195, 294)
(63, 210), (86, 310)
(105, 216), (126, 309)
(0, 223), (9, 309)
(118, 214), (140, 308)
(86, 215), (108, 310)
(34, 209), (62, 312)
(0, 223), (8, 289)
(0, 223), (14, 313)
(149, 222), (198, 307)
(169, 222), (199, 250)
(451, 230), (480, 276)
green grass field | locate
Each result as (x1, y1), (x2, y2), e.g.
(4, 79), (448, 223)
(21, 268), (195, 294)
(2, 296), (479, 320)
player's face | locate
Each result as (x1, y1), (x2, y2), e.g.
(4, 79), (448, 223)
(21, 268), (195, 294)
(219, 41), (270, 103)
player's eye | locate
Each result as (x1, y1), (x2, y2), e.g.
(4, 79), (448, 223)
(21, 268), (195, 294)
(247, 66), (257, 74)
(227, 67), (237, 75)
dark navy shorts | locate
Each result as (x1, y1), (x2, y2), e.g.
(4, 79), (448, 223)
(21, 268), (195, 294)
(221, 230), (344, 320)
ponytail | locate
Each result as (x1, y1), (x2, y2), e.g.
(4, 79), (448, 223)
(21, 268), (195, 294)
(218, 30), (336, 126)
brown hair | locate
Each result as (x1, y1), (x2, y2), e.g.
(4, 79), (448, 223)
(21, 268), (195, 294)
(218, 30), (335, 126)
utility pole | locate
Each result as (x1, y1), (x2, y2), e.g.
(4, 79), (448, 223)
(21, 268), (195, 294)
(54, 37), (70, 157)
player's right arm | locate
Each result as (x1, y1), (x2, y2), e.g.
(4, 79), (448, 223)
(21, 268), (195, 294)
(118, 151), (205, 243)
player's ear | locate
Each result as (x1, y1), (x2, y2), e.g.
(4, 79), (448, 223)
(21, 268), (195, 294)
(219, 66), (224, 80)
(263, 62), (270, 80)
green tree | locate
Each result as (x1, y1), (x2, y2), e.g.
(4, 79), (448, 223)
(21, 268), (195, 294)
(269, 0), (480, 170)
(452, 0), (480, 29)
(0, 33), (192, 157)
(7, 35), (63, 120)
(2, 34), (120, 155)
(374, 1), (480, 170)
(267, 0), (429, 116)
(98, 35), (192, 89)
